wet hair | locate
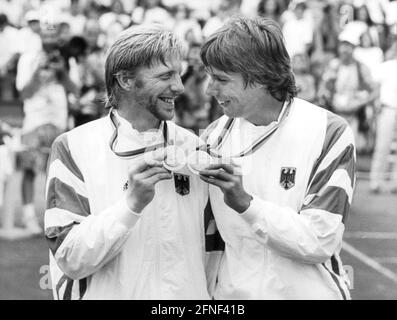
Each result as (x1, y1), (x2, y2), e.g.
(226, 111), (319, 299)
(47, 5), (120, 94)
(104, 24), (185, 108)
(200, 16), (296, 102)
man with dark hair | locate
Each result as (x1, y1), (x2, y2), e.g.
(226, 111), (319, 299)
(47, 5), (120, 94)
(44, 24), (210, 300)
(199, 16), (355, 299)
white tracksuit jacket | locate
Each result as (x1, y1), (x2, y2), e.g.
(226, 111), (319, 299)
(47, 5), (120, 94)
(205, 98), (355, 300)
(44, 112), (209, 300)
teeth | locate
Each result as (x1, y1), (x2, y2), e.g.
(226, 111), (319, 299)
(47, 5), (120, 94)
(161, 98), (174, 104)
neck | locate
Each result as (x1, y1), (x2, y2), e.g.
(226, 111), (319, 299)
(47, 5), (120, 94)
(117, 99), (161, 132)
(244, 98), (285, 126)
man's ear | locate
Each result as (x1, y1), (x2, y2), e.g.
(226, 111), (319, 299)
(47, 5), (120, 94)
(116, 72), (134, 91)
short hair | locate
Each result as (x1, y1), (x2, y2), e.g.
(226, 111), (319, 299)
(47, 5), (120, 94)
(104, 24), (185, 108)
(200, 16), (297, 102)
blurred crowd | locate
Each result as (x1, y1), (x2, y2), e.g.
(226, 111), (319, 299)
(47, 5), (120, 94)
(1, 0), (397, 233)
(1, 0), (397, 132)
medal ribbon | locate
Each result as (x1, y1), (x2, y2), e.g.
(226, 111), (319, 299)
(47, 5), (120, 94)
(109, 108), (169, 158)
(203, 100), (292, 158)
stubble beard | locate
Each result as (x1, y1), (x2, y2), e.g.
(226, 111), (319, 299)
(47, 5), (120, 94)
(135, 80), (174, 121)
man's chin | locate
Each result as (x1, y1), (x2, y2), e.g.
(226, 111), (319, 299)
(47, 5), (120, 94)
(156, 109), (175, 121)
(222, 108), (237, 118)
(148, 103), (175, 121)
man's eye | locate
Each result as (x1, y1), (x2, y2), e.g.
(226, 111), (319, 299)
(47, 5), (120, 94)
(161, 73), (172, 80)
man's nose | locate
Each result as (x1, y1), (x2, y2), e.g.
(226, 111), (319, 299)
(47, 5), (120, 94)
(205, 78), (217, 97)
(170, 75), (184, 95)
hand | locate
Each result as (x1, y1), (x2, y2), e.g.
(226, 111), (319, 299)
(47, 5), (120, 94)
(126, 156), (172, 213)
(199, 163), (253, 213)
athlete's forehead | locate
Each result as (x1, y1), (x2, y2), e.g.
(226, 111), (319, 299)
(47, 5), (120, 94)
(136, 56), (183, 78)
(205, 67), (233, 79)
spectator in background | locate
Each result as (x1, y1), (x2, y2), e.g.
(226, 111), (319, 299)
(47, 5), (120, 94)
(282, 0), (314, 57)
(369, 28), (397, 193)
(353, 28), (384, 79)
(385, 24), (397, 60)
(1, 0), (27, 27)
(103, 19), (125, 51)
(83, 18), (104, 51)
(59, 20), (72, 44)
(292, 53), (316, 103)
(353, 3), (382, 48)
(0, 13), (20, 101)
(15, 23), (78, 235)
(0, 121), (14, 209)
(309, 2), (340, 100)
(18, 11), (42, 54)
(353, 28), (383, 154)
(172, 3), (203, 46)
(83, 1), (103, 20)
(318, 30), (377, 153)
(65, 0), (87, 36)
(257, 0), (284, 25)
(202, 0), (242, 38)
(132, 0), (173, 28)
(99, 0), (131, 31)
(68, 20), (106, 127)
(313, 2), (340, 56)
(119, 0), (138, 14)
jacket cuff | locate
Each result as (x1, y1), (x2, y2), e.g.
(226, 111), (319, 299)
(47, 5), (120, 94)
(239, 195), (269, 231)
(113, 196), (143, 229)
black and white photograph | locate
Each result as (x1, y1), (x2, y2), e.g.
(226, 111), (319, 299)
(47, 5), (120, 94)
(1, 0), (397, 304)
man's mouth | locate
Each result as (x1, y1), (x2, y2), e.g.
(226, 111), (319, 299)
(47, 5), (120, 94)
(158, 97), (176, 106)
(217, 99), (230, 107)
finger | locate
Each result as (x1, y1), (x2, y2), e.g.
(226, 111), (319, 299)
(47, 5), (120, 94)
(151, 148), (167, 161)
(204, 163), (237, 175)
(145, 158), (164, 167)
(199, 174), (229, 189)
(146, 172), (173, 185)
(199, 169), (232, 181)
(228, 161), (243, 176)
(137, 166), (170, 179)
(142, 148), (166, 165)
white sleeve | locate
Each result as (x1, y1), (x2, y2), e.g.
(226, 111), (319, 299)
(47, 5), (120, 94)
(16, 52), (40, 91)
(239, 196), (345, 264)
(44, 134), (141, 280)
(371, 62), (384, 84)
(16, 53), (29, 91)
(239, 113), (356, 264)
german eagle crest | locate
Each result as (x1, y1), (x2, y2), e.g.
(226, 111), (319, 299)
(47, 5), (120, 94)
(280, 167), (296, 190)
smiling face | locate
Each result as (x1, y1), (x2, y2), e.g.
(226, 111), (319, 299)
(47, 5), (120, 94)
(205, 67), (268, 121)
(130, 56), (184, 121)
